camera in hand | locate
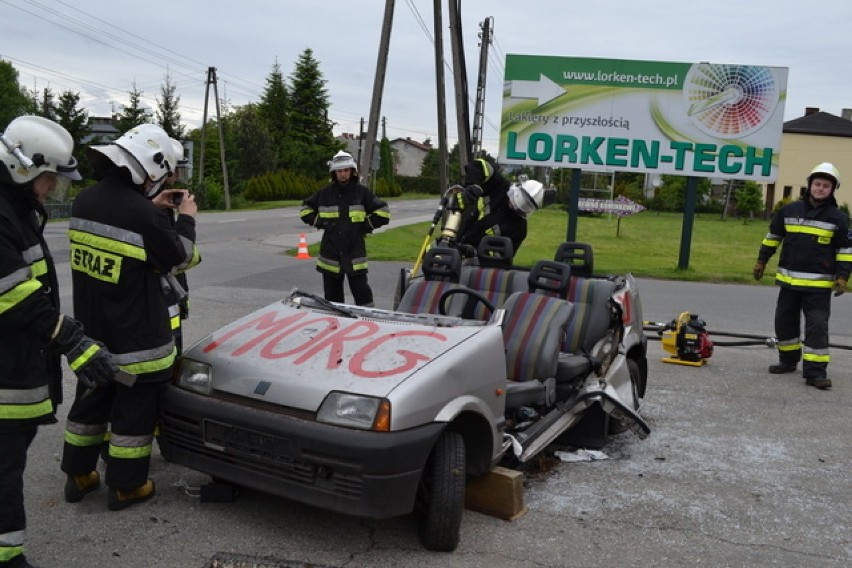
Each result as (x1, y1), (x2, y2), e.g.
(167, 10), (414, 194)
(171, 191), (183, 206)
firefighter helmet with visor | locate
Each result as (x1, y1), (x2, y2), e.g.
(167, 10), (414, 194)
(507, 177), (545, 218)
(0, 115), (81, 186)
(328, 150), (358, 173)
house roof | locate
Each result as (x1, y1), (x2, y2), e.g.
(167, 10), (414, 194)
(783, 111), (852, 138)
(390, 137), (432, 151)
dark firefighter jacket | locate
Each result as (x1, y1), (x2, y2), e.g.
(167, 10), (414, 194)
(68, 168), (197, 382)
(458, 168), (527, 253)
(0, 183), (62, 429)
(758, 198), (852, 291)
(300, 180), (390, 276)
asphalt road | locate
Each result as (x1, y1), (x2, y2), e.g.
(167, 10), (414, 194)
(22, 202), (852, 567)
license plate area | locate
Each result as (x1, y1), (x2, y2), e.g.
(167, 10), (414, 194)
(203, 420), (293, 464)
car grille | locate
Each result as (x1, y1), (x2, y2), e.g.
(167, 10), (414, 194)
(161, 410), (363, 497)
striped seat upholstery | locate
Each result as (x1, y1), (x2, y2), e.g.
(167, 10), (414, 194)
(502, 291), (573, 382)
(460, 265), (527, 320)
(397, 280), (464, 315)
(562, 276), (616, 354)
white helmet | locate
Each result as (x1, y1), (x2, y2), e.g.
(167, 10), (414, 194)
(807, 162), (840, 190)
(90, 123), (174, 194)
(0, 115), (81, 185)
(328, 150), (357, 173)
(507, 177), (545, 218)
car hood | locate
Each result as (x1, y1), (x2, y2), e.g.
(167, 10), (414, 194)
(182, 298), (488, 411)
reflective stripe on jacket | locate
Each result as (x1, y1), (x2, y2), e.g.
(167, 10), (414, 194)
(758, 199), (852, 291)
(0, 185), (61, 426)
(300, 180), (389, 276)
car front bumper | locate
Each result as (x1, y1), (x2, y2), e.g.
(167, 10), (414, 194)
(159, 385), (445, 519)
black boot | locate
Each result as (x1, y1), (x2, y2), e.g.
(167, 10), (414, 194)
(768, 363), (797, 374)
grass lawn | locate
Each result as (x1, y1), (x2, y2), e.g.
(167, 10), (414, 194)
(364, 207), (775, 284)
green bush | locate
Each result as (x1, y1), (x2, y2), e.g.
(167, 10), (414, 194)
(244, 169), (325, 201)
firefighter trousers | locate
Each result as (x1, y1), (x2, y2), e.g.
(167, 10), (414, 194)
(323, 272), (374, 306)
(774, 287), (831, 379)
(0, 427), (37, 567)
(61, 380), (168, 491)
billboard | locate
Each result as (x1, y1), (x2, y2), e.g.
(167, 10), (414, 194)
(499, 55), (788, 181)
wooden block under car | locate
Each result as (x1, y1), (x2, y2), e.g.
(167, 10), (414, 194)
(464, 466), (528, 520)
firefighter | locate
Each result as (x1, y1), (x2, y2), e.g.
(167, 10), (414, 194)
(300, 150), (390, 306)
(753, 162), (852, 389)
(1, 116), (117, 568)
(454, 157), (546, 256)
(60, 124), (198, 511)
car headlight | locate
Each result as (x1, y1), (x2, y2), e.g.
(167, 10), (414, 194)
(177, 359), (212, 395)
(317, 392), (391, 431)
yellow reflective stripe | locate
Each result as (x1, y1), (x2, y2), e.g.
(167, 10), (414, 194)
(0, 278), (41, 315)
(108, 443), (152, 459)
(170, 314), (180, 330)
(777, 343), (801, 352)
(30, 258), (48, 277)
(775, 274), (833, 288)
(0, 399), (53, 420)
(352, 261), (368, 271)
(761, 237), (780, 248)
(69, 229), (146, 261)
(0, 546), (24, 562)
(317, 259), (341, 273)
(118, 346), (177, 375)
(349, 211), (366, 222)
(836, 253), (852, 262)
(68, 343), (102, 371)
(785, 225), (833, 239)
(318, 212), (340, 219)
(64, 430), (106, 448)
(373, 209), (390, 219)
(803, 352), (830, 363)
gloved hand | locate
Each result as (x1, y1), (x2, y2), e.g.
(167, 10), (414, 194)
(833, 277), (847, 297)
(753, 261), (766, 281)
(49, 315), (118, 389)
(457, 185), (483, 210)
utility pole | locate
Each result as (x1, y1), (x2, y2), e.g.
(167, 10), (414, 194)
(471, 17), (492, 157)
(433, 0), (449, 192)
(198, 67), (231, 209)
(448, 0), (471, 176)
(361, 0), (395, 182)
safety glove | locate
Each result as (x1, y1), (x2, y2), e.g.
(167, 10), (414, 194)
(49, 315), (119, 389)
(753, 261), (766, 281)
(833, 277), (848, 297)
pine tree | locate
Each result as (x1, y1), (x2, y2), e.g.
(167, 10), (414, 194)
(156, 71), (185, 139)
(116, 82), (153, 132)
(36, 87), (58, 121)
(287, 48), (337, 177)
(258, 59), (289, 169)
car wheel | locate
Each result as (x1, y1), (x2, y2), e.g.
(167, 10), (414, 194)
(417, 430), (465, 552)
(609, 359), (641, 435)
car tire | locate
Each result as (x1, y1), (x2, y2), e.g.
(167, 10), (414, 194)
(417, 430), (465, 552)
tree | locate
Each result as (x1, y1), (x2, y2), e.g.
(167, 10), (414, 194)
(734, 181), (764, 224)
(286, 48), (337, 177)
(116, 82), (153, 132)
(231, 103), (276, 181)
(54, 90), (92, 180)
(258, 59), (289, 169)
(35, 87), (58, 121)
(0, 60), (33, 128)
(156, 71), (185, 138)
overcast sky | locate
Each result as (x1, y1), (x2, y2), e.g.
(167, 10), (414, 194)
(2, 0), (851, 156)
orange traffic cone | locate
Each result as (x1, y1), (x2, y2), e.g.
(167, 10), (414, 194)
(296, 233), (311, 259)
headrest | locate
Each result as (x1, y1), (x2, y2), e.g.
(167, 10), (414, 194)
(422, 247), (462, 282)
(476, 236), (514, 269)
(554, 242), (594, 278)
(528, 260), (571, 296)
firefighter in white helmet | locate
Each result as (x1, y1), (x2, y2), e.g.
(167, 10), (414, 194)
(60, 123), (198, 511)
(454, 157), (548, 256)
(753, 162), (852, 389)
(300, 150), (390, 306)
(1, 115), (118, 568)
